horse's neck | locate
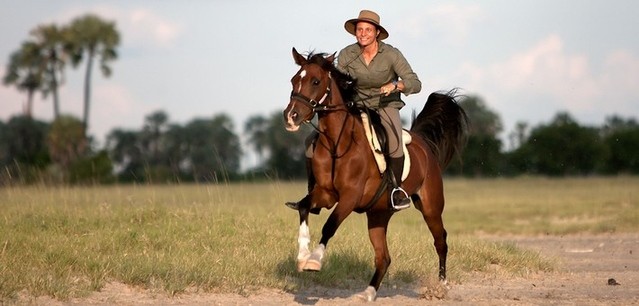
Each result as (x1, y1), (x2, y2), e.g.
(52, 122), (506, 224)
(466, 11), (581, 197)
(318, 111), (349, 137)
(317, 80), (362, 144)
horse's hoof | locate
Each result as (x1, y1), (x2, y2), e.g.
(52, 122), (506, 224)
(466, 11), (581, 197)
(302, 259), (321, 272)
(440, 278), (450, 289)
(302, 245), (324, 272)
(353, 286), (377, 302)
(296, 259), (306, 272)
(297, 251), (311, 272)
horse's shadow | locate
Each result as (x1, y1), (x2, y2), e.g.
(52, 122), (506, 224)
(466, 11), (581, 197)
(275, 252), (421, 304)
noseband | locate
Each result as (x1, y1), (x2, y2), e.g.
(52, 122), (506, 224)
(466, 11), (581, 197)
(290, 87), (331, 113)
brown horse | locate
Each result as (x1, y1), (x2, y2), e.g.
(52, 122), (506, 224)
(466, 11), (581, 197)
(283, 48), (467, 301)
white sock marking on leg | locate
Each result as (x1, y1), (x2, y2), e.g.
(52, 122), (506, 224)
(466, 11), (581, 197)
(297, 221), (310, 260)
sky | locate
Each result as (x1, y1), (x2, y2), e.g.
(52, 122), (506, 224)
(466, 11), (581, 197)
(1, 1), (638, 168)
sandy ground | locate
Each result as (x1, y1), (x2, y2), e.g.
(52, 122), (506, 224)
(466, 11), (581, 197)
(17, 233), (639, 305)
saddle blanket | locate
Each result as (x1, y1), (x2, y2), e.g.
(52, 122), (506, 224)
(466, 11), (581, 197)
(360, 112), (411, 181)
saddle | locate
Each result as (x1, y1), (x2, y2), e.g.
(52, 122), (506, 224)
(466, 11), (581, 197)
(360, 111), (411, 181)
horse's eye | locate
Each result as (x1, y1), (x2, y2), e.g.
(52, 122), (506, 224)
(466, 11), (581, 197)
(312, 78), (320, 86)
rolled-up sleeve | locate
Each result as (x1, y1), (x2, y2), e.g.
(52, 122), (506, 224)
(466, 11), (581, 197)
(392, 49), (421, 95)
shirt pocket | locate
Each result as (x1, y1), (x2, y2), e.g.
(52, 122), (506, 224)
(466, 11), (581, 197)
(372, 67), (392, 83)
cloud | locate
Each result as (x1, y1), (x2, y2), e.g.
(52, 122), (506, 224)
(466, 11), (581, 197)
(127, 9), (182, 48)
(489, 34), (599, 105)
(396, 4), (486, 44)
(56, 5), (182, 49)
(457, 34), (639, 125)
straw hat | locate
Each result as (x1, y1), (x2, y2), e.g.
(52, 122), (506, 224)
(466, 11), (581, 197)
(344, 10), (389, 40)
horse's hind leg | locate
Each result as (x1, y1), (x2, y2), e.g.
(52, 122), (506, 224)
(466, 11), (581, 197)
(414, 191), (448, 282)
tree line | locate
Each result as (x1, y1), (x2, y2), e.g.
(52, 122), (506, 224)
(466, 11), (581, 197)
(447, 96), (639, 177)
(0, 110), (305, 184)
(1, 97), (638, 185)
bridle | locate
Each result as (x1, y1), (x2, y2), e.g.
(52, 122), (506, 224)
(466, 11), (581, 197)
(289, 86), (332, 114)
(289, 65), (356, 180)
(289, 67), (353, 119)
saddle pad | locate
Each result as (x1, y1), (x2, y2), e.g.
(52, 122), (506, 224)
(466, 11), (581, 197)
(360, 112), (411, 181)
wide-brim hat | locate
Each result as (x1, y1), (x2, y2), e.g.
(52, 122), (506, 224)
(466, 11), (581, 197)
(344, 10), (389, 40)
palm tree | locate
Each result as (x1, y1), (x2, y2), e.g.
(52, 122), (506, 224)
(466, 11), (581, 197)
(3, 41), (44, 118)
(66, 14), (120, 133)
(30, 24), (67, 119)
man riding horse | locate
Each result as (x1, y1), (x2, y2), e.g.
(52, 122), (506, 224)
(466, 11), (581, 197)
(286, 10), (421, 211)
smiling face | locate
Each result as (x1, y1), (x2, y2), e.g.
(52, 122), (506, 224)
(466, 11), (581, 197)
(355, 21), (379, 47)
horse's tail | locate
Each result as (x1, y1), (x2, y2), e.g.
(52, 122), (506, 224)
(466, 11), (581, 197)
(410, 89), (469, 169)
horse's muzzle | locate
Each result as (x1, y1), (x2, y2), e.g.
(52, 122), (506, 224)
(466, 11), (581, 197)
(283, 107), (302, 132)
(283, 101), (313, 132)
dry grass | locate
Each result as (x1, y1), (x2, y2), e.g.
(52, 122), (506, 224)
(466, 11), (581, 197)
(0, 177), (637, 301)
(441, 176), (639, 235)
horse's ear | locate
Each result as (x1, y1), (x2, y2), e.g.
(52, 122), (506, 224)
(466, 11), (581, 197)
(292, 47), (306, 66)
(326, 52), (337, 64)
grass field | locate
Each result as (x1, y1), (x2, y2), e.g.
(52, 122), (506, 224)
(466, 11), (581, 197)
(1, 177), (637, 301)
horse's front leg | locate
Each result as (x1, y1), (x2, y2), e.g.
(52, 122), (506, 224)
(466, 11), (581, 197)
(296, 195), (312, 272)
(354, 211), (393, 302)
(302, 197), (355, 272)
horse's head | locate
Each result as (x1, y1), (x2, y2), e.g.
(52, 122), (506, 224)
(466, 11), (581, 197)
(283, 48), (335, 132)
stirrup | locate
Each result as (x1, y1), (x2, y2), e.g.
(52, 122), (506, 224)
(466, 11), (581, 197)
(391, 187), (411, 211)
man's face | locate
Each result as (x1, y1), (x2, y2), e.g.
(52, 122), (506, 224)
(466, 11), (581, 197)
(355, 22), (379, 47)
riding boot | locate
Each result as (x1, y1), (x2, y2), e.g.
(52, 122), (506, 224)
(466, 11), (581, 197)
(285, 158), (315, 211)
(389, 156), (411, 211)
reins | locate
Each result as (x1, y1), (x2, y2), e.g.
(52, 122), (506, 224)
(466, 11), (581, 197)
(291, 73), (358, 184)
(292, 62), (396, 212)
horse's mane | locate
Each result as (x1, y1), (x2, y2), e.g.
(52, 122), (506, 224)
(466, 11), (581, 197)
(305, 52), (357, 103)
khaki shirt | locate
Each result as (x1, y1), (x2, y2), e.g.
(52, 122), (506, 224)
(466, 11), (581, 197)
(337, 41), (421, 109)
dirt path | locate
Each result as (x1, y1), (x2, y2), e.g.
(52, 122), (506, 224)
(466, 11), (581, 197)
(443, 233), (639, 305)
(23, 233), (639, 305)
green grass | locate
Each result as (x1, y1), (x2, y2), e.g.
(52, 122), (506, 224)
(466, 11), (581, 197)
(0, 177), (637, 301)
